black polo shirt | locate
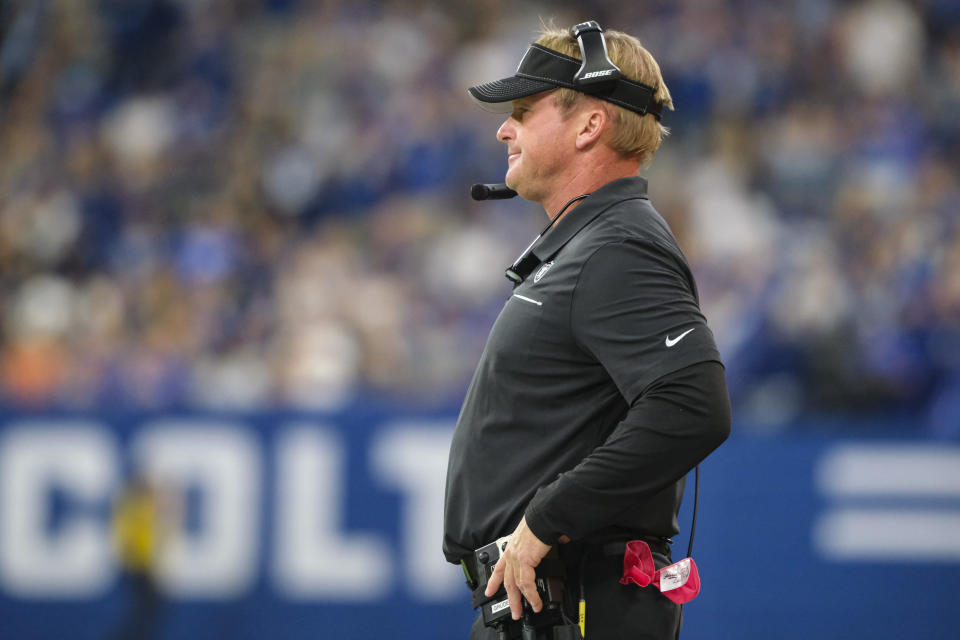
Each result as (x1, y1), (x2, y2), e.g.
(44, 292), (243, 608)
(443, 176), (724, 563)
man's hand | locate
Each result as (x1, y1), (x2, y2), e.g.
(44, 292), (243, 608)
(484, 516), (551, 620)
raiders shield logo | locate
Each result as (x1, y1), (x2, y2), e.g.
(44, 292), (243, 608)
(533, 261), (554, 283)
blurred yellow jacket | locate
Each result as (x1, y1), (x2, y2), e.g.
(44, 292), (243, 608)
(112, 486), (160, 573)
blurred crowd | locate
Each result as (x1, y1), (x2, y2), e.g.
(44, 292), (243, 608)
(0, 0), (958, 434)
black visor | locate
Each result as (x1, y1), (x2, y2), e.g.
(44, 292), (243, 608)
(468, 44), (663, 120)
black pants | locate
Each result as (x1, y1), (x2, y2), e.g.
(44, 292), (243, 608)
(111, 570), (163, 640)
(469, 544), (681, 640)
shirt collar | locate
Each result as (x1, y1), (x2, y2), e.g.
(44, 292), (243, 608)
(530, 176), (649, 263)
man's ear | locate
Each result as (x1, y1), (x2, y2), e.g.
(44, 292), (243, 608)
(574, 103), (608, 150)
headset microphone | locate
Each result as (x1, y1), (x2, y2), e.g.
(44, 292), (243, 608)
(471, 183), (518, 201)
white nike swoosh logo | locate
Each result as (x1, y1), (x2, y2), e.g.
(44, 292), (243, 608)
(512, 294), (542, 306)
(665, 328), (695, 347)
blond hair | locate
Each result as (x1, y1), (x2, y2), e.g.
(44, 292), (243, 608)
(536, 27), (673, 165)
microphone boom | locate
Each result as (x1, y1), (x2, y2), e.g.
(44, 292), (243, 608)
(471, 183), (518, 200)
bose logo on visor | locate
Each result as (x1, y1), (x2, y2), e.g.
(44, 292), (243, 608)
(581, 70), (616, 79)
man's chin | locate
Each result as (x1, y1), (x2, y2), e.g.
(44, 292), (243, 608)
(506, 178), (538, 203)
(504, 174), (523, 197)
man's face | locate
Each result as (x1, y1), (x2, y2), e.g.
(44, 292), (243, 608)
(496, 92), (578, 203)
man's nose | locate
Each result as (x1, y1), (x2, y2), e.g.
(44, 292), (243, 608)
(496, 117), (515, 143)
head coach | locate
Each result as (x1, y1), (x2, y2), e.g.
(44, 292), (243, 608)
(443, 20), (732, 640)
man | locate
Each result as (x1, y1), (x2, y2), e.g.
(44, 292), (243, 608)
(110, 474), (171, 640)
(443, 21), (731, 640)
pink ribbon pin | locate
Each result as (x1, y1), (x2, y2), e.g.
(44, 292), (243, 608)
(619, 540), (701, 604)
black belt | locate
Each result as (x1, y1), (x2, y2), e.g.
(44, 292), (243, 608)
(459, 534), (672, 594)
(584, 535), (673, 561)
